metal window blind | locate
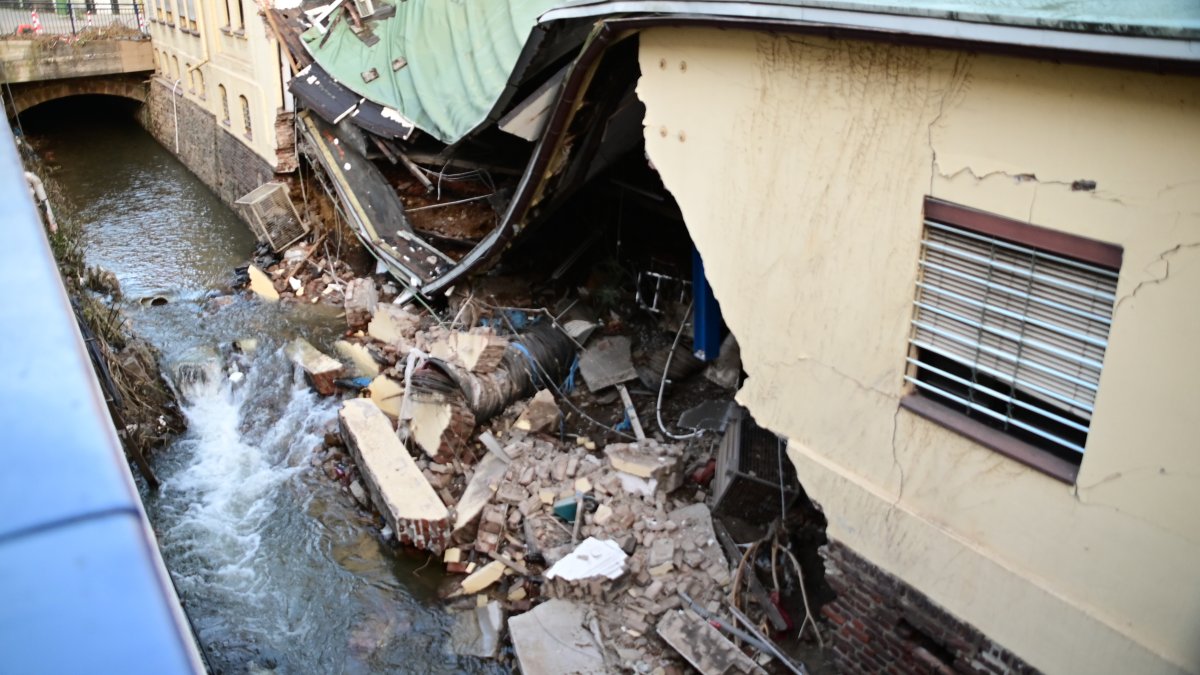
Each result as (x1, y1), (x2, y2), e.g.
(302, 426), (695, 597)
(908, 220), (1118, 455)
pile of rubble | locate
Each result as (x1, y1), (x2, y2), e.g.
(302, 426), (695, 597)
(286, 272), (812, 674)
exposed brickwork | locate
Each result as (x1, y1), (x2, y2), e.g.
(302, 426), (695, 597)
(140, 78), (276, 213)
(821, 540), (1039, 675)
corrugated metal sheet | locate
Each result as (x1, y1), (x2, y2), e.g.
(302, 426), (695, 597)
(303, 0), (561, 144)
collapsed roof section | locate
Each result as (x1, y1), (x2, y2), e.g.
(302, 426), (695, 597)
(299, 0), (561, 144)
(273, 0), (1200, 300)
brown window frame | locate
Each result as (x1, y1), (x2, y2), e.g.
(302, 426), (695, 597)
(901, 198), (1123, 484)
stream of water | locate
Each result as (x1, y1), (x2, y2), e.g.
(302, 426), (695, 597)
(23, 97), (497, 674)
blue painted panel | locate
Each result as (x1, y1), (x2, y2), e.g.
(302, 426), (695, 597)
(0, 516), (198, 674)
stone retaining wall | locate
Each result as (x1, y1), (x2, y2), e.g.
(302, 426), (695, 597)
(139, 77), (274, 213)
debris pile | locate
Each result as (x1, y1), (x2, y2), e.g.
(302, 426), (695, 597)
(289, 273), (819, 673)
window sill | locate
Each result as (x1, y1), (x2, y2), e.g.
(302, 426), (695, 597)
(220, 24), (232, 34)
(900, 394), (1080, 484)
(222, 119), (231, 127)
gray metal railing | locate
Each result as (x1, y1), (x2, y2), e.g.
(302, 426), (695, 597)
(0, 118), (202, 672)
(0, 0), (146, 38)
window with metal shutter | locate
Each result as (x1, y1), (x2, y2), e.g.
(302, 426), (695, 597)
(907, 203), (1120, 464)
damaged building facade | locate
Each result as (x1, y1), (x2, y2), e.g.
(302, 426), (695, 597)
(137, 0), (1199, 673)
(621, 8), (1200, 675)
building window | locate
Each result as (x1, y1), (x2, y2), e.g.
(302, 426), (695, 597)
(219, 85), (230, 126)
(184, 63), (193, 92)
(195, 69), (205, 99)
(171, 55), (180, 81)
(240, 94), (251, 139)
(185, 0), (197, 31)
(235, 0), (245, 30)
(902, 198), (1122, 483)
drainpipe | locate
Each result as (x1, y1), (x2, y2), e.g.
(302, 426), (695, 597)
(25, 171), (56, 233)
(171, 77), (182, 153)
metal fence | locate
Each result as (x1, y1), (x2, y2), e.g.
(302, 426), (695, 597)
(0, 0), (146, 37)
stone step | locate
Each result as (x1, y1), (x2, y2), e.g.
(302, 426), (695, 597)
(338, 399), (450, 553)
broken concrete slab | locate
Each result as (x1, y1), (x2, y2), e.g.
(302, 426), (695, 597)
(657, 609), (765, 675)
(339, 399), (449, 553)
(344, 277), (378, 331)
(509, 600), (606, 675)
(453, 453), (508, 534)
(368, 304), (420, 346)
(579, 335), (638, 392)
(334, 339), (381, 378)
(365, 375), (405, 419)
(284, 338), (345, 396)
(514, 389), (560, 433)
(450, 601), (505, 659)
(248, 264), (280, 302)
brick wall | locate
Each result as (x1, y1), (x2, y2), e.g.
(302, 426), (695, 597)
(821, 540), (1037, 675)
(139, 78), (275, 214)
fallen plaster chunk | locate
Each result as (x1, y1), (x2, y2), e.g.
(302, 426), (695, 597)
(334, 339), (381, 378)
(458, 559), (506, 595)
(450, 329), (508, 373)
(365, 375), (405, 419)
(450, 601), (505, 659)
(545, 537), (628, 581)
(453, 453), (508, 533)
(409, 395), (476, 463)
(368, 304), (420, 346)
(514, 389), (560, 433)
(509, 600), (606, 675)
(339, 399), (449, 553)
(247, 265), (279, 302)
(284, 338), (345, 396)
(579, 335), (638, 392)
(657, 609), (766, 675)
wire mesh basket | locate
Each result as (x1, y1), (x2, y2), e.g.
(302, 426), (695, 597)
(234, 182), (308, 252)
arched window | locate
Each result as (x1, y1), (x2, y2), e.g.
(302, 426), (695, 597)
(219, 85), (230, 126)
(171, 55), (180, 81)
(184, 63), (193, 92)
(240, 95), (251, 139)
(194, 69), (205, 99)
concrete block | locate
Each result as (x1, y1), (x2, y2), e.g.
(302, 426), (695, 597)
(285, 338), (344, 396)
(339, 399), (448, 553)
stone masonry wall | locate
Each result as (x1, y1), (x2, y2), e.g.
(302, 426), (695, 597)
(821, 541), (1038, 675)
(139, 78), (274, 215)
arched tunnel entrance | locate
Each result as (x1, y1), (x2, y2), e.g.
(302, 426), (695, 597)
(4, 75), (147, 120)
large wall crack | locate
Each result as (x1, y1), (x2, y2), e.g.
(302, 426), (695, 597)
(1115, 241), (1200, 312)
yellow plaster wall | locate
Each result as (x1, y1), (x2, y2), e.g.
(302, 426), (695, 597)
(637, 27), (1200, 675)
(149, 0), (284, 166)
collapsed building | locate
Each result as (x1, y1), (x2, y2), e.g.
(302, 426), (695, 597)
(159, 0), (1200, 673)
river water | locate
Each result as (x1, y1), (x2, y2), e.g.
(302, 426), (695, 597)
(24, 97), (497, 674)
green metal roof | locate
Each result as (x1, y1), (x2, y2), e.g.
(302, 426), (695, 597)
(303, 0), (561, 144)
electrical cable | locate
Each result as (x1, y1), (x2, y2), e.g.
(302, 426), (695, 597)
(656, 301), (703, 440)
